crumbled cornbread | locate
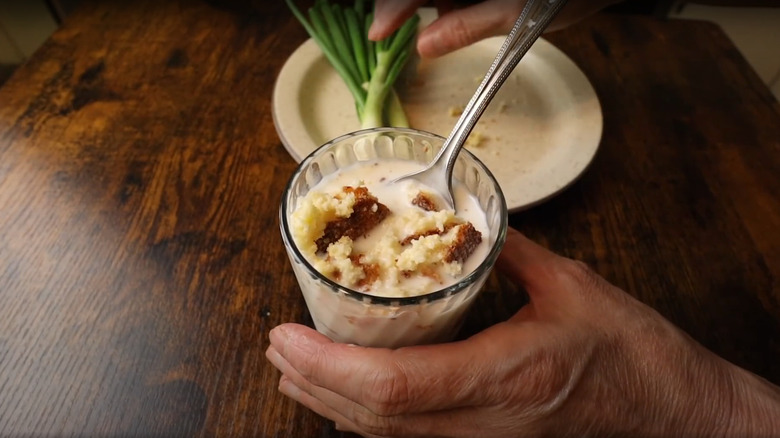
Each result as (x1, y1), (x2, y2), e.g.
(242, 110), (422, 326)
(292, 185), (483, 295)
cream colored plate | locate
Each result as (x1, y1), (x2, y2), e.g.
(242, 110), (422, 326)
(272, 18), (602, 213)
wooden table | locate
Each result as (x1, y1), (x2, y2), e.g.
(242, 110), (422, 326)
(1, 1), (778, 436)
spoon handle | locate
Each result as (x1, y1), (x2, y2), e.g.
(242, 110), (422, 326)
(434, 0), (569, 198)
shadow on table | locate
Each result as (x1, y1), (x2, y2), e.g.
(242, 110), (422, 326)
(0, 64), (17, 86)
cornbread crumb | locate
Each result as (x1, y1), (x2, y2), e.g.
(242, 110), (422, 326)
(412, 192), (438, 212)
(320, 237), (363, 285)
(400, 223), (456, 246)
(465, 131), (486, 148)
(292, 183), (485, 296)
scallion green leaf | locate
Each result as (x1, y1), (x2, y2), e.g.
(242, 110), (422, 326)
(286, 0), (419, 128)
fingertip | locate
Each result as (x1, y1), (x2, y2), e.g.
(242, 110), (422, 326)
(497, 227), (530, 259)
(415, 22), (458, 58)
(271, 323), (327, 343)
(278, 375), (302, 400)
(495, 229), (561, 290)
(273, 324), (338, 363)
(268, 324), (289, 348)
(416, 35), (440, 58)
(371, 0), (427, 41)
(417, 29), (453, 59)
(265, 344), (282, 365)
(367, 20), (387, 41)
(417, 2), (517, 58)
(283, 323), (333, 344)
(264, 344), (277, 361)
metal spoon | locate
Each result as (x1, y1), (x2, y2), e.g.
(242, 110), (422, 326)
(393, 0), (569, 209)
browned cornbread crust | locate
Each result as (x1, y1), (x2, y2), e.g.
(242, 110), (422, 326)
(316, 187), (483, 289)
(411, 192), (438, 212)
(444, 223), (482, 263)
(399, 223), (457, 246)
(402, 191), (483, 264)
(315, 186), (390, 253)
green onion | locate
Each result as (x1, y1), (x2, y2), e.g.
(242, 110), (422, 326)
(286, 0), (419, 128)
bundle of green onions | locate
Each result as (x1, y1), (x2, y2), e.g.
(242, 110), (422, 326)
(285, 0), (420, 128)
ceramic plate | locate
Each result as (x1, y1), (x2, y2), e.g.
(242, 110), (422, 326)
(272, 14), (602, 213)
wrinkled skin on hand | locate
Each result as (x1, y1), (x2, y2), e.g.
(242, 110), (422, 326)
(266, 228), (757, 438)
(368, 0), (623, 58)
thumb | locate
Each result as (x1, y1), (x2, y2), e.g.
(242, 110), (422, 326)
(497, 228), (613, 327)
(496, 228), (571, 301)
(417, 0), (521, 57)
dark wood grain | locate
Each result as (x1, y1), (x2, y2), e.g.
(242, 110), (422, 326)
(540, 17), (780, 380)
(0, 1), (778, 437)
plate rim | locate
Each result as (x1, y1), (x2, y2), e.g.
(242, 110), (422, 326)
(272, 36), (603, 213)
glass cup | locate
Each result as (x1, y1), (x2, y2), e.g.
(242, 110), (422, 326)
(279, 127), (508, 348)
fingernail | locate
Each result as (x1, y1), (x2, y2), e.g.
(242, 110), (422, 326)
(288, 329), (319, 355)
(269, 326), (288, 346)
(278, 375), (301, 400)
(265, 346), (285, 372)
(367, 2), (385, 40)
(272, 325), (322, 358)
(368, 21), (380, 40)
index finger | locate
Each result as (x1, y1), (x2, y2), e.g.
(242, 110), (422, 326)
(496, 227), (564, 291)
(269, 323), (490, 415)
(369, 0), (428, 40)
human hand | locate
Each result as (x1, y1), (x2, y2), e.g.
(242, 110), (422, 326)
(266, 227), (780, 437)
(369, 0), (622, 58)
